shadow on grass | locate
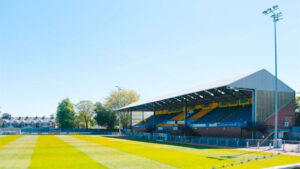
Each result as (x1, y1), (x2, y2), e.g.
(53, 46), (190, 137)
(103, 135), (218, 150)
(102, 135), (261, 160)
(207, 156), (225, 160)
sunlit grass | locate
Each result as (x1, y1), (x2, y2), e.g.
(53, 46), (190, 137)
(74, 135), (300, 169)
(0, 135), (22, 147)
(227, 155), (300, 169)
(99, 136), (269, 162)
(28, 135), (107, 169)
(0, 136), (37, 169)
(74, 135), (236, 169)
(58, 135), (176, 169)
(0, 135), (298, 169)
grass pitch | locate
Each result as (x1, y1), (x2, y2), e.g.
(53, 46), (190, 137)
(0, 135), (299, 169)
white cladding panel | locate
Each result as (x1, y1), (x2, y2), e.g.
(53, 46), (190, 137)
(228, 69), (294, 93)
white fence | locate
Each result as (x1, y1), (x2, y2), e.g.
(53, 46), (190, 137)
(0, 128), (120, 135)
(0, 128), (21, 135)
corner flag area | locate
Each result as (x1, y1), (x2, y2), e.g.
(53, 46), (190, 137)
(0, 135), (299, 169)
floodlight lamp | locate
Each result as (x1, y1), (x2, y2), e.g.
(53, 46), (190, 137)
(267, 8), (273, 13)
(272, 5), (279, 10)
(262, 10), (268, 15)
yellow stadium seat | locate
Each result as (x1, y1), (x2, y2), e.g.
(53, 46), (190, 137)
(171, 112), (184, 121)
(189, 108), (214, 119)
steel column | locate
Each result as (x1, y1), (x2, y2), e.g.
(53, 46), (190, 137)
(130, 111), (132, 129)
(153, 104), (156, 129)
(252, 90), (256, 139)
(274, 17), (278, 143)
(184, 100), (188, 127)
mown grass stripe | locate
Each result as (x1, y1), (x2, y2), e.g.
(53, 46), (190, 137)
(97, 136), (268, 162)
(0, 135), (37, 169)
(28, 135), (107, 169)
(226, 155), (300, 169)
(59, 135), (176, 169)
(0, 135), (22, 148)
(108, 137), (300, 169)
(74, 135), (235, 169)
(86, 136), (300, 169)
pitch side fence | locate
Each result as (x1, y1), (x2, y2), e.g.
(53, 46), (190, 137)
(0, 128), (118, 135)
(0, 128), (21, 135)
(125, 132), (300, 153)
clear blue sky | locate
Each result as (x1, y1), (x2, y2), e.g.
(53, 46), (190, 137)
(0, 0), (299, 116)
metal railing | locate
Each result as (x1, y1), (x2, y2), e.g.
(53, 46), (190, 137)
(0, 128), (21, 135)
(125, 131), (300, 153)
(0, 128), (119, 135)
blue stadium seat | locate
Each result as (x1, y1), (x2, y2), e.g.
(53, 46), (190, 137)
(221, 105), (252, 123)
(195, 105), (252, 125)
(140, 112), (180, 127)
(196, 107), (236, 123)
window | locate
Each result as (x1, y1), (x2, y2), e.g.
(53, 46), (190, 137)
(284, 121), (289, 127)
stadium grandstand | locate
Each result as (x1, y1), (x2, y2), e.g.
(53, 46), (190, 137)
(119, 69), (295, 139)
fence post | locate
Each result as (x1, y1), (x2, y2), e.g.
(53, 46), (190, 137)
(282, 141), (285, 152)
(269, 143), (272, 150)
(246, 141), (249, 148)
(298, 142), (300, 153)
(257, 142), (260, 149)
(236, 140), (239, 147)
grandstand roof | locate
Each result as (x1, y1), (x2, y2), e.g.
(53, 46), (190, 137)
(119, 69), (295, 111)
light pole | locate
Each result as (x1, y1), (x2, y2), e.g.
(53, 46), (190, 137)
(262, 5), (283, 148)
(115, 86), (122, 135)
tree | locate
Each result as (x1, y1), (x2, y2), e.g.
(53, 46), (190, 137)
(94, 102), (116, 129)
(105, 89), (139, 129)
(295, 96), (300, 126)
(75, 100), (95, 129)
(56, 98), (76, 129)
(75, 115), (84, 128)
